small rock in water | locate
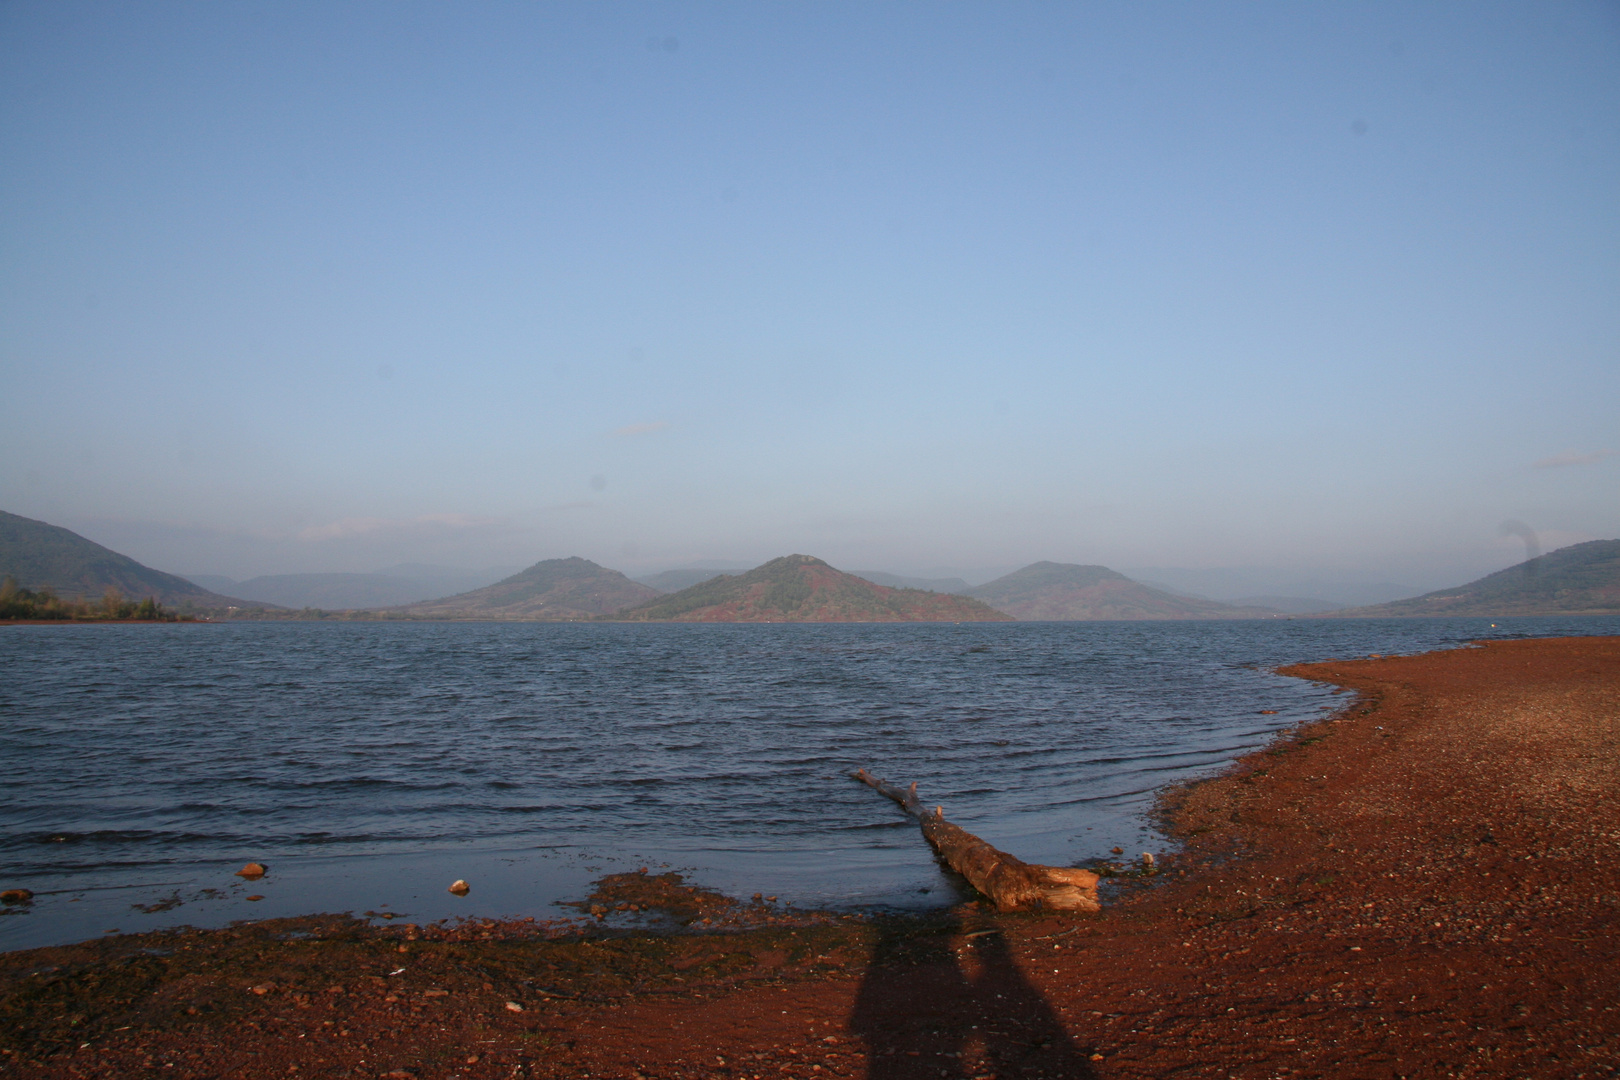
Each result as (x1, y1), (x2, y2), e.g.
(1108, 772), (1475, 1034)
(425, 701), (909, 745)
(245, 894), (264, 901)
(1110, 847), (1124, 855)
(448, 879), (470, 896)
(235, 863), (267, 879)
(0, 889), (33, 903)
(1142, 852), (1157, 870)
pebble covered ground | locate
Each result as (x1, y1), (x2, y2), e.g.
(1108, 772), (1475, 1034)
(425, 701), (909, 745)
(1, 635), (1615, 1079)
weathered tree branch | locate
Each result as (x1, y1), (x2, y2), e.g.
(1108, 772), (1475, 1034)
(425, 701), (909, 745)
(854, 768), (1099, 913)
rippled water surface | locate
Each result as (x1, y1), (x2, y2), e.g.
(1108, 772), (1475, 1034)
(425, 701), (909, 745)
(3, 616), (1615, 948)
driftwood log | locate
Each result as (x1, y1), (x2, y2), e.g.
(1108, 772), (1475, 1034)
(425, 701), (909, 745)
(854, 769), (1099, 913)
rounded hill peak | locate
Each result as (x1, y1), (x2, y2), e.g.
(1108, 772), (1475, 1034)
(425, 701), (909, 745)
(617, 554), (1009, 622)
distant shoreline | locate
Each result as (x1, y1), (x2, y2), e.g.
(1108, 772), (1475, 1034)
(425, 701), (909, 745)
(0, 617), (208, 627)
(24, 609), (1620, 623)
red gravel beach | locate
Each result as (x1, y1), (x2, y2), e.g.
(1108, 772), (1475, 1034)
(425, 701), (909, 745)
(3, 635), (1616, 1079)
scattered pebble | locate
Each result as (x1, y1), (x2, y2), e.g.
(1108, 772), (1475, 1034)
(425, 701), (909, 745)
(448, 879), (470, 896)
(234, 863), (267, 879)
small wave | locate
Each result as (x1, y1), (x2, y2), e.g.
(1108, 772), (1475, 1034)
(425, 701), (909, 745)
(827, 820), (916, 832)
(1051, 783), (1189, 806)
(10, 830), (228, 848)
(263, 777), (462, 791)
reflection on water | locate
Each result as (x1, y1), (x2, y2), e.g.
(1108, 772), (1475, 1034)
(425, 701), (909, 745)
(2, 615), (1615, 948)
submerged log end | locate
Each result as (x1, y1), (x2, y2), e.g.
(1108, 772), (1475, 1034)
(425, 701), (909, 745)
(854, 769), (925, 817)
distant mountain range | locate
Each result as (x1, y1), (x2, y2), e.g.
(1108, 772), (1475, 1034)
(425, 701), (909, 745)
(0, 510), (259, 611)
(8, 507), (1615, 622)
(634, 566), (972, 596)
(1124, 566), (1422, 611)
(1332, 540), (1620, 617)
(187, 564), (519, 610)
(849, 570), (973, 593)
(617, 555), (1010, 622)
(387, 557), (658, 619)
(634, 568), (738, 593)
(964, 562), (1276, 620)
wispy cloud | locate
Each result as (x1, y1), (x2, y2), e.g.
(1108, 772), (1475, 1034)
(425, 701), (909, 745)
(297, 514), (504, 542)
(612, 421), (669, 437)
(1532, 449), (1616, 469)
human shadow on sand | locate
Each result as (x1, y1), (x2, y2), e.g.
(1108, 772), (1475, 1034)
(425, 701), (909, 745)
(849, 912), (1098, 1079)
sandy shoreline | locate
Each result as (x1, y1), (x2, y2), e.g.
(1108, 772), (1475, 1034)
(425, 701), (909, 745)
(2, 636), (1616, 1078)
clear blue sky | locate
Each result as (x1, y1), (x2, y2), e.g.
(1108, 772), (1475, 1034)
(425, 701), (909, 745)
(3, 2), (1616, 587)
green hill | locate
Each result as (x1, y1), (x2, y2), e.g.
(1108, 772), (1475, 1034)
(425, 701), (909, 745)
(616, 554), (1013, 622)
(0, 510), (254, 611)
(966, 562), (1278, 620)
(390, 557), (659, 619)
(1334, 540), (1620, 617)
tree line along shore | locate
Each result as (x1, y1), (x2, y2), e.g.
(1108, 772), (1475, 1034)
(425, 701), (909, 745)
(0, 578), (185, 623)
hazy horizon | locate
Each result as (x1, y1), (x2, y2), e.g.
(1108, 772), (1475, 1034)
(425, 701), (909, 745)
(4, 3), (1616, 593)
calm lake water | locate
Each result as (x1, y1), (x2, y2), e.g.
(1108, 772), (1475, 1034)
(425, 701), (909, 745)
(3, 616), (1616, 950)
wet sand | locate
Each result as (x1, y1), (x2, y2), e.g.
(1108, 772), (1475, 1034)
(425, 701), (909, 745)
(3, 636), (1616, 1079)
